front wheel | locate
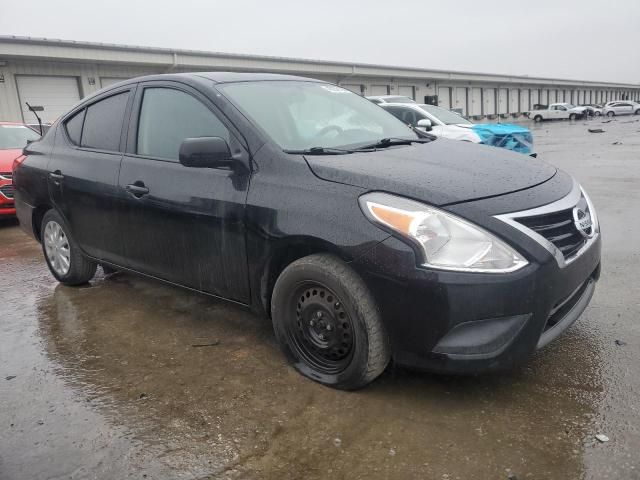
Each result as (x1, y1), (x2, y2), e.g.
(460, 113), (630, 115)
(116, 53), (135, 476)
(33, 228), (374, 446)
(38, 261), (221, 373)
(534, 115), (543, 122)
(271, 254), (390, 390)
(635, 109), (640, 116)
(607, 111), (615, 117)
(569, 113), (577, 120)
(41, 210), (97, 285)
(595, 111), (602, 116)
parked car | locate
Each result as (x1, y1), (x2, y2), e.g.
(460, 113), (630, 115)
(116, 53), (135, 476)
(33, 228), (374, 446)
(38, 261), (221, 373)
(381, 103), (534, 154)
(602, 101), (640, 117)
(528, 103), (588, 122)
(26, 123), (53, 135)
(580, 104), (603, 116)
(14, 73), (601, 389)
(0, 122), (41, 217)
(366, 95), (416, 105)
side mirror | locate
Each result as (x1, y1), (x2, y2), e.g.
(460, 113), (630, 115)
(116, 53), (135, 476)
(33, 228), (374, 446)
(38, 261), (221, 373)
(416, 119), (432, 131)
(179, 137), (233, 169)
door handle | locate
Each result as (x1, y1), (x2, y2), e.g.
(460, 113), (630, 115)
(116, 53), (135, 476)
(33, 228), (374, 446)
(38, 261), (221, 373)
(49, 170), (64, 182)
(125, 182), (149, 198)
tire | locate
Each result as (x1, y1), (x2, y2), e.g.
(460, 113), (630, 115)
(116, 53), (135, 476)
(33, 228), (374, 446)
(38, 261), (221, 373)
(607, 111), (615, 117)
(635, 109), (640, 116)
(271, 253), (390, 390)
(569, 113), (576, 121)
(41, 210), (97, 286)
(595, 111), (601, 117)
(533, 115), (543, 122)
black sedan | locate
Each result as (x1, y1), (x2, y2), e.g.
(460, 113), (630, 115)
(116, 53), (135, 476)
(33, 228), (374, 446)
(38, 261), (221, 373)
(14, 73), (601, 389)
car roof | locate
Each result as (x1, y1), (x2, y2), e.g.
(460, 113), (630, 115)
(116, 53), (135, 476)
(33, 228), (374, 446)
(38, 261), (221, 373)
(109, 71), (325, 86)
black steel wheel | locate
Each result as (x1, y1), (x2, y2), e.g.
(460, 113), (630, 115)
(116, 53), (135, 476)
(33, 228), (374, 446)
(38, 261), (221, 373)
(289, 282), (355, 374)
(271, 254), (390, 390)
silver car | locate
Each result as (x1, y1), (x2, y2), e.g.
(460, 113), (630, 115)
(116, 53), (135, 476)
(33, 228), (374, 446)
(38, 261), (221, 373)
(366, 95), (416, 105)
(603, 101), (640, 117)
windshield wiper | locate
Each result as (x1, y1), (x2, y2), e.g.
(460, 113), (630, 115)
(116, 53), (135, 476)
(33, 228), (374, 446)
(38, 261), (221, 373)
(353, 137), (431, 151)
(284, 146), (357, 155)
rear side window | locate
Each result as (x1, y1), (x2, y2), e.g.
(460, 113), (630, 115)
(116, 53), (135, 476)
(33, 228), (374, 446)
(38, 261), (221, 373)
(65, 109), (85, 145)
(136, 88), (230, 161)
(81, 92), (129, 151)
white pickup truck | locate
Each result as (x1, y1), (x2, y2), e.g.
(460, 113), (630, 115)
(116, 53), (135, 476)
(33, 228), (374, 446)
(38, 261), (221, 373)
(528, 103), (587, 122)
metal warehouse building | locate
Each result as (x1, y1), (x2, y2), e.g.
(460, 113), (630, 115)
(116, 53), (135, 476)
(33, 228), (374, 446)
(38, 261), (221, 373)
(1, 35), (639, 124)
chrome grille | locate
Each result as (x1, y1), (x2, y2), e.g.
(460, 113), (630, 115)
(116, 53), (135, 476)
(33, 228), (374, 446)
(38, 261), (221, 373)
(0, 184), (14, 199)
(0, 172), (12, 181)
(515, 207), (587, 260)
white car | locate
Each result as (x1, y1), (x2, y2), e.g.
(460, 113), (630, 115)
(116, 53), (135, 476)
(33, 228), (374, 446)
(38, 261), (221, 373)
(603, 101), (640, 117)
(528, 103), (587, 122)
(366, 95), (416, 105)
(381, 103), (534, 154)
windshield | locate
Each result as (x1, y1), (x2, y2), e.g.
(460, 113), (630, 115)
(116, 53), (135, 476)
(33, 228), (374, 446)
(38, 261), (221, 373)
(0, 124), (40, 149)
(218, 81), (418, 150)
(384, 96), (416, 104)
(418, 104), (472, 125)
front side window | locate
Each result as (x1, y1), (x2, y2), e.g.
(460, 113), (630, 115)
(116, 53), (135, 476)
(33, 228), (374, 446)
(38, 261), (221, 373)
(137, 88), (230, 160)
(0, 124), (40, 149)
(81, 92), (129, 151)
(219, 81), (417, 151)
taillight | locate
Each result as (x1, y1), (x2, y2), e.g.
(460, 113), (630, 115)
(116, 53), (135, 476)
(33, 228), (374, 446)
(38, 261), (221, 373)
(12, 155), (26, 173)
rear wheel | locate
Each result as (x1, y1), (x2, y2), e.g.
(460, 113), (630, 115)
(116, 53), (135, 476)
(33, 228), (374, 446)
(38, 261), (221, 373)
(635, 109), (640, 115)
(534, 115), (543, 122)
(41, 210), (96, 285)
(569, 113), (577, 121)
(271, 254), (390, 390)
(595, 111), (602, 116)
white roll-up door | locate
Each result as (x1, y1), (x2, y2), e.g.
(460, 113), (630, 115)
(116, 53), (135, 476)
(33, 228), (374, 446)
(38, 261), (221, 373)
(370, 85), (389, 96)
(531, 89), (539, 107)
(497, 88), (508, 114)
(17, 75), (81, 123)
(483, 88), (496, 115)
(438, 87), (451, 109)
(470, 88), (482, 116)
(509, 88), (519, 113)
(452, 87), (467, 115)
(397, 86), (415, 100)
(520, 89), (530, 112)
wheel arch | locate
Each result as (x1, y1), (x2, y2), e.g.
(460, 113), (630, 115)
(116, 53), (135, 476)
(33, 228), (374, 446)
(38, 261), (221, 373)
(258, 236), (346, 318)
(32, 203), (54, 242)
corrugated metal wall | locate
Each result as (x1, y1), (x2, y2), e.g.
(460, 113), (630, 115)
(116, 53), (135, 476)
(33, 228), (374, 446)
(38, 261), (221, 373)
(1, 57), (638, 122)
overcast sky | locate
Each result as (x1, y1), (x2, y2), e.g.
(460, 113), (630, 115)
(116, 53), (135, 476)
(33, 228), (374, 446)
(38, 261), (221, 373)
(1, 0), (639, 84)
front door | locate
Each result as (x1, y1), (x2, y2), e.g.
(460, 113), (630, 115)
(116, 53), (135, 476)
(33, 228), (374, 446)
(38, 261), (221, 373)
(48, 87), (134, 264)
(116, 82), (251, 302)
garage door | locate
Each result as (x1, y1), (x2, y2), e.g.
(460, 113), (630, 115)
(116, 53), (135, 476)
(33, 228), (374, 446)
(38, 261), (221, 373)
(17, 75), (81, 123)
(370, 85), (389, 96)
(509, 88), (519, 113)
(497, 88), (508, 114)
(100, 77), (129, 89)
(397, 86), (415, 100)
(452, 87), (467, 115)
(483, 88), (496, 115)
(470, 88), (482, 116)
(520, 89), (530, 112)
(438, 87), (451, 109)
(530, 89), (539, 107)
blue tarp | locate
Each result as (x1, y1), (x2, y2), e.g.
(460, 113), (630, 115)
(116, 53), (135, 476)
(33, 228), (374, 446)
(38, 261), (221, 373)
(471, 124), (534, 154)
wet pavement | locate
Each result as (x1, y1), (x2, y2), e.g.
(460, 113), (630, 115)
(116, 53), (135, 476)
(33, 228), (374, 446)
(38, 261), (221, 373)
(1, 117), (639, 479)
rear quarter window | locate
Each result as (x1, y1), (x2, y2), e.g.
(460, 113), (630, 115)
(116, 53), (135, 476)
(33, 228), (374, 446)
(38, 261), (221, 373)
(81, 92), (129, 152)
(64, 109), (85, 145)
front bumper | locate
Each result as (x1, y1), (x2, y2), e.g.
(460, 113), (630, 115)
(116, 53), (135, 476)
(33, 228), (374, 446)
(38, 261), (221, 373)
(351, 223), (601, 375)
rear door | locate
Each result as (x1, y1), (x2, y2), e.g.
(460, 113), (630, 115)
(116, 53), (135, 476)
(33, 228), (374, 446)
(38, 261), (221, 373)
(116, 81), (251, 301)
(48, 86), (135, 264)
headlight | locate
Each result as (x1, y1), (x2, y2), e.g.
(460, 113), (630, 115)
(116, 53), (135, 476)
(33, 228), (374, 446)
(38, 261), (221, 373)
(359, 192), (528, 273)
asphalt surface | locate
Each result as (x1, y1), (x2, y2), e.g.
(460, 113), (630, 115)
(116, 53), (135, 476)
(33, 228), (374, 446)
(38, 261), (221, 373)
(1, 116), (639, 480)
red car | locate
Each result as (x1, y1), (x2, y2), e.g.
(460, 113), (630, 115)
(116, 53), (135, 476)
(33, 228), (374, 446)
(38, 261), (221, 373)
(1, 122), (40, 216)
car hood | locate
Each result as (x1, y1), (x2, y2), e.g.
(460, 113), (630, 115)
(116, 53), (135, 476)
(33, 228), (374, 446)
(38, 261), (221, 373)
(0, 149), (22, 171)
(304, 138), (556, 206)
